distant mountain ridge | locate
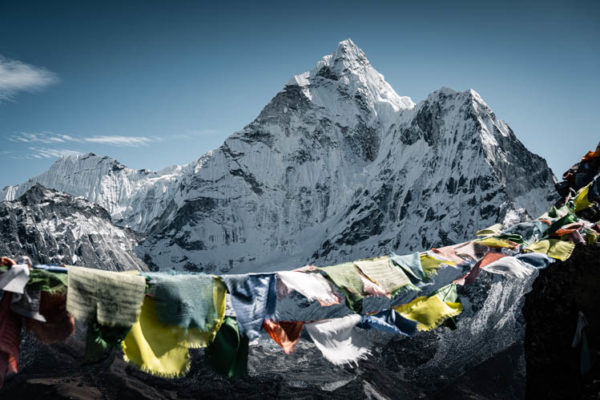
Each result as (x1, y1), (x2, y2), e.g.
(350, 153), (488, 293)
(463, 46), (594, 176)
(2, 153), (184, 232)
(1, 39), (556, 273)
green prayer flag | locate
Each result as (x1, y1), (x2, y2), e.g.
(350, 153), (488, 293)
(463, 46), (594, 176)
(84, 321), (131, 363)
(496, 233), (525, 244)
(547, 213), (579, 236)
(433, 283), (458, 303)
(319, 262), (365, 313)
(28, 269), (68, 294)
(205, 316), (249, 379)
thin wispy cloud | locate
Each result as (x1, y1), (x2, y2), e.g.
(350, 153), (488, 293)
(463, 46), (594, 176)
(10, 132), (72, 144)
(83, 135), (155, 146)
(0, 55), (58, 101)
(10, 132), (159, 147)
(7, 131), (165, 160)
(26, 147), (83, 160)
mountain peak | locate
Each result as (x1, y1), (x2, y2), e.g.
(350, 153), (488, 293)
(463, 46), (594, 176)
(56, 152), (94, 161)
(330, 38), (369, 67)
(290, 38), (373, 86)
(283, 39), (414, 118)
(18, 183), (55, 204)
(425, 87), (490, 111)
(52, 152), (126, 170)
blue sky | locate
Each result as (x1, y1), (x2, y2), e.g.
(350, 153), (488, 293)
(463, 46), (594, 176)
(0, 0), (598, 189)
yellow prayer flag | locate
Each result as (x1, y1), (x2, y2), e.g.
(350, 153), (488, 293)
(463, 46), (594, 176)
(574, 184), (593, 212)
(420, 254), (455, 278)
(394, 295), (463, 331)
(476, 223), (503, 237)
(527, 239), (575, 262)
(122, 297), (191, 378)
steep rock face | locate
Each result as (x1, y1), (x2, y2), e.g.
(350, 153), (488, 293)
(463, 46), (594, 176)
(0, 184), (146, 271)
(141, 40), (556, 273)
(1, 153), (184, 233)
(324, 87), (556, 258)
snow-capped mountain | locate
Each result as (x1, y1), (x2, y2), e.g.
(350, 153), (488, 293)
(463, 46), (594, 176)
(0, 184), (146, 271)
(1, 39), (556, 273)
(1, 153), (184, 232)
(141, 39), (556, 272)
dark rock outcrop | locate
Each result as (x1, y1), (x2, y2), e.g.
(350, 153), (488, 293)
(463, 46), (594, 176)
(524, 246), (600, 400)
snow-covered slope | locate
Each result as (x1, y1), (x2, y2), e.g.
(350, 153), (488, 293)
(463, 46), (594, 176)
(1, 39), (556, 273)
(0, 184), (146, 271)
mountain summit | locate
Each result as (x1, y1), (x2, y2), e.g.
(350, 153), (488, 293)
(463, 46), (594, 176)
(1, 39), (556, 272)
(286, 38), (415, 117)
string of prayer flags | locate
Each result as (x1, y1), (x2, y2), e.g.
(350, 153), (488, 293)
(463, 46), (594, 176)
(3, 142), (600, 384)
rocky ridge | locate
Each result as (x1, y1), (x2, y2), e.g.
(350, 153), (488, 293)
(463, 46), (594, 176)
(0, 184), (146, 271)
